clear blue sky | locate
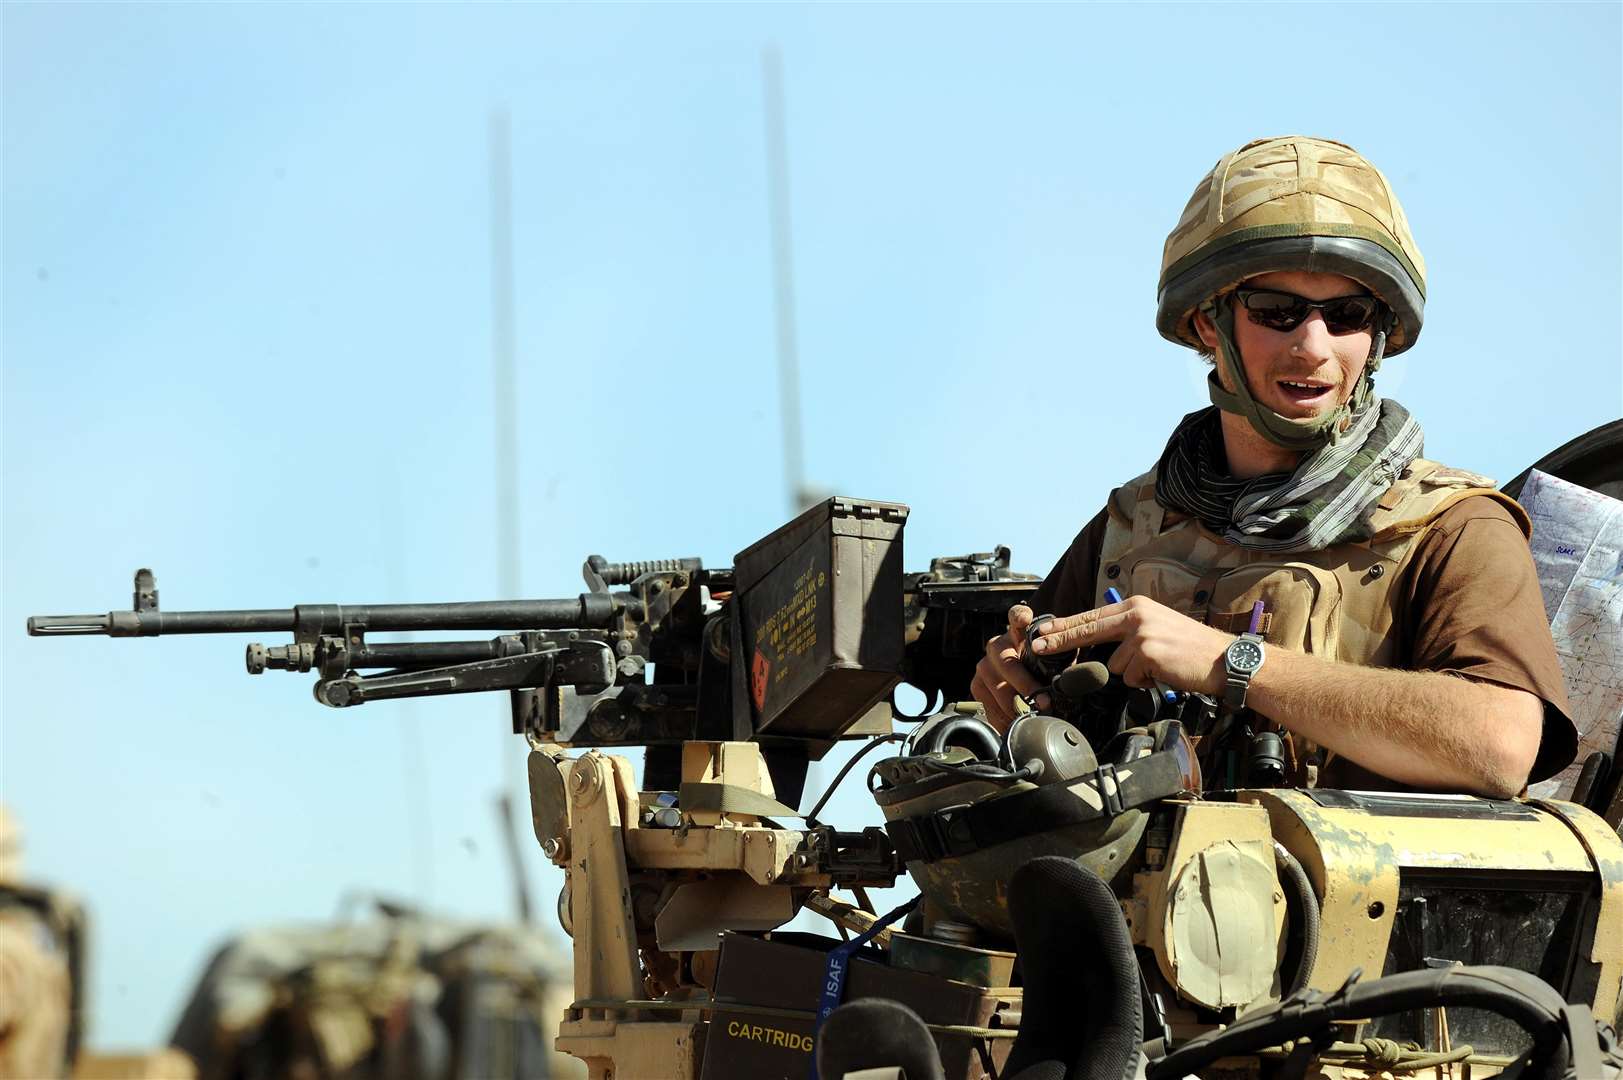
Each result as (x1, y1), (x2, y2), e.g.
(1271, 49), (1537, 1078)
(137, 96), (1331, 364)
(4, 2), (1619, 1050)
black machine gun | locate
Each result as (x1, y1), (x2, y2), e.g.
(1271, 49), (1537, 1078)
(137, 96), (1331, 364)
(29, 498), (1038, 800)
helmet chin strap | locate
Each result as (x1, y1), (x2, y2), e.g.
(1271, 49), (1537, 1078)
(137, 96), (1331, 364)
(1200, 295), (1389, 454)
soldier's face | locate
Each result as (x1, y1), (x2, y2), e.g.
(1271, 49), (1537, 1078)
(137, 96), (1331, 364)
(1205, 270), (1375, 421)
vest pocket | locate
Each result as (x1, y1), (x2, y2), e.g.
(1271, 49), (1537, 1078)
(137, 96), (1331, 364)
(1206, 563), (1344, 656)
(1126, 557), (1344, 656)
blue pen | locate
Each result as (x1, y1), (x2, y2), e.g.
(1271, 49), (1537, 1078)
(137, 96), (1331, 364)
(1104, 587), (1124, 605)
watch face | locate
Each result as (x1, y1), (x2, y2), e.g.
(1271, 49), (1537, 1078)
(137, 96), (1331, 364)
(1227, 638), (1264, 675)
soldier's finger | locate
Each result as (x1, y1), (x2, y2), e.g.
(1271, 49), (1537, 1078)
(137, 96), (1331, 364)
(1007, 605), (1035, 634)
(970, 664), (1003, 707)
(1032, 609), (1132, 654)
(969, 667), (991, 709)
(970, 671), (1013, 733)
(984, 630), (1014, 664)
(980, 635), (1026, 692)
(1035, 599), (1129, 636)
(1119, 648), (1154, 689)
(1107, 639), (1139, 678)
(985, 642), (1041, 698)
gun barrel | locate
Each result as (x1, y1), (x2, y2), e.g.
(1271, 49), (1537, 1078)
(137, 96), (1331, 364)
(320, 599), (617, 632)
(28, 610), (293, 636)
(27, 595), (632, 639)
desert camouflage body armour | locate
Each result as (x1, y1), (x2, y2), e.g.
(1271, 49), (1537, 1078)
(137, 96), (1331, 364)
(1094, 459), (1526, 787)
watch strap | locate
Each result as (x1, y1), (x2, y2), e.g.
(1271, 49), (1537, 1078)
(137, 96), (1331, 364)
(1223, 632), (1264, 712)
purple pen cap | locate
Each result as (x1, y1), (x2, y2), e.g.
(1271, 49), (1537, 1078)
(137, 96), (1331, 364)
(1247, 600), (1265, 635)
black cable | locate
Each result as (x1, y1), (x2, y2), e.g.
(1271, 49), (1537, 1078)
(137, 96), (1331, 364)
(915, 715), (1003, 761)
(912, 754), (1041, 784)
(804, 733), (905, 827)
(1147, 965), (1579, 1080)
(1273, 842), (1320, 998)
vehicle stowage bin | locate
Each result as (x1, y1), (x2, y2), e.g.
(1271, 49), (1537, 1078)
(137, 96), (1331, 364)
(700, 930), (1019, 1080)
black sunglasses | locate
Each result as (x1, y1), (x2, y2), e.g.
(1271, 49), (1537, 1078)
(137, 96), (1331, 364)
(1233, 288), (1383, 335)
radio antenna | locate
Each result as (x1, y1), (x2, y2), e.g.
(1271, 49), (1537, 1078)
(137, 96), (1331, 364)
(762, 46), (816, 514)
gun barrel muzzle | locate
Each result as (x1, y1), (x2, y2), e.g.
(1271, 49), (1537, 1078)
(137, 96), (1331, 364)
(27, 614), (114, 635)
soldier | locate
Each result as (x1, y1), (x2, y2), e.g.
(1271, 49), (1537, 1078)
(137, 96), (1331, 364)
(973, 136), (1576, 798)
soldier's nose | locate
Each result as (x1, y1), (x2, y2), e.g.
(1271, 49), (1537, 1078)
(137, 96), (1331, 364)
(1289, 313), (1337, 363)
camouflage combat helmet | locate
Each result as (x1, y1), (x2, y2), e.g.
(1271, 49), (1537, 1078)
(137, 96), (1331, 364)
(1156, 136), (1427, 451)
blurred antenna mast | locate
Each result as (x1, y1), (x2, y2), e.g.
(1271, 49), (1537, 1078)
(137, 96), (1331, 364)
(489, 108), (531, 844)
(496, 793), (535, 923)
(490, 108), (520, 607)
(763, 45), (819, 515)
(382, 468), (436, 907)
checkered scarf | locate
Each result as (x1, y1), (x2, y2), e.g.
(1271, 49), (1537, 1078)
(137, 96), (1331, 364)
(1153, 397), (1424, 552)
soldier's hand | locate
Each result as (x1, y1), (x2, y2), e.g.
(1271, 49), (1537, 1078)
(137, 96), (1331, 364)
(971, 604), (1042, 732)
(1029, 595), (1233, 696)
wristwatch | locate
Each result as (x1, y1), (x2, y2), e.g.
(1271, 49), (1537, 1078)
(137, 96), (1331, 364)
(1222, 633), (1267, 712)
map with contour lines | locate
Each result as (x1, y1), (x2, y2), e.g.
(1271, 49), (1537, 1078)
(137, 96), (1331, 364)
(1520, 469), (1623, 801)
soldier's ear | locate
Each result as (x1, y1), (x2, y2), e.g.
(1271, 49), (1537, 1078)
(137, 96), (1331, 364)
(1192, 309), (1219, 350)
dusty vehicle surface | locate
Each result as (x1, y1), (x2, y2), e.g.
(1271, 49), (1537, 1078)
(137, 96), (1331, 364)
(26, 423), (1623, 1079)
(167, 903), (579, 1080)
(1, 806), (198, 1080)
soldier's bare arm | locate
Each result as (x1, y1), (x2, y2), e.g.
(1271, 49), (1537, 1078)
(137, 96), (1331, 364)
(1246, 650), (1543, 798)
(1032, 595), (1543, 798)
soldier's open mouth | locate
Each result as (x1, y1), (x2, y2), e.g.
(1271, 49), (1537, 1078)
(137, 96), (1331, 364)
(1277, 380), (1333, 404)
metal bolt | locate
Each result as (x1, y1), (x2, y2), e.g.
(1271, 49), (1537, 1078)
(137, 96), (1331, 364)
(541, 838), (560, 858)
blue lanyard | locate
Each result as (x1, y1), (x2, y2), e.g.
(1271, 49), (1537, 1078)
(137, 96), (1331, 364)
(808, 895), (922, 1080)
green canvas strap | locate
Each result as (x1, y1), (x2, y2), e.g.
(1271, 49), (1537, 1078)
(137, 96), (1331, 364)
(678, 782), (802, 819)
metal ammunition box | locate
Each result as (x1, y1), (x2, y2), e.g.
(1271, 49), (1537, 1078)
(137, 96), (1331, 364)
(731, 497), (908, 742)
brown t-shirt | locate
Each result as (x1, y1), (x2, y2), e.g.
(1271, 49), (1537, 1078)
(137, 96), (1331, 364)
(1027, 495), (1578, 787)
